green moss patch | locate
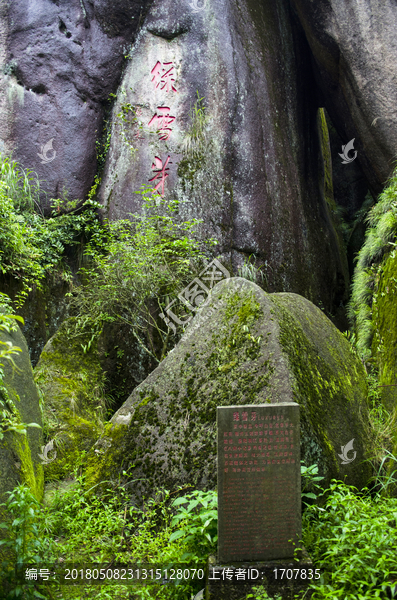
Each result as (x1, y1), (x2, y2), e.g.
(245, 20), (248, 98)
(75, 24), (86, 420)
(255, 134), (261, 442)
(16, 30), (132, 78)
(34, 318), (110, 481)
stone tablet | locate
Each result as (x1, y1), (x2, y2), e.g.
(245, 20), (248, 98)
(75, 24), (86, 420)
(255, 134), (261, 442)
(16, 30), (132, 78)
(217, 403), (301, 562)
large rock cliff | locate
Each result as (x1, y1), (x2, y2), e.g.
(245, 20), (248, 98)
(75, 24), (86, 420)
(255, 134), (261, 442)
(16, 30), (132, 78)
(290, 0), (397, 196)
(0, 0), (152, 208)
(97, 0), (349, 317)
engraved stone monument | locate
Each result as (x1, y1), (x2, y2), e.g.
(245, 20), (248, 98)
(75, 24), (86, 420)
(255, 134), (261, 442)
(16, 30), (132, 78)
(217, 403), (301, 562)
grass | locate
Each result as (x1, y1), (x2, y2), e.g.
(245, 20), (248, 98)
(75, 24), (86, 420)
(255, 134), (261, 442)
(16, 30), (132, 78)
(180, 92), (209, 160)
(0, 455), (215, 600)
(2, 451), (397, 600)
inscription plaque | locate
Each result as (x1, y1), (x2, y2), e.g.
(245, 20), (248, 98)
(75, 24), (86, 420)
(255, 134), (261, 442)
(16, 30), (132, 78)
(217, 403), (301, 562)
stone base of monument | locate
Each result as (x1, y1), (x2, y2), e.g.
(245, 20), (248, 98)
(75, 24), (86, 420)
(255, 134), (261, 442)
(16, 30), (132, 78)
(205, 549), (314, 600)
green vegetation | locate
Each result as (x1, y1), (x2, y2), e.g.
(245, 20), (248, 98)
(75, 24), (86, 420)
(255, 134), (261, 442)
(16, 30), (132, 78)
(348, 168), (397, 357)
(1, 115), (397, 600)
(68, 185), (215, 363)
(300, 462), (324, 506)
(169, 489), (218, 563)
(302, 479), (397, 599)
(0, 462), (215, 600)
(180, 92), (209, 160)
(0, 301), (41, 441)
(0, 154), (103, 307)
(1, 460), (397, 600)
(0, 484), (54, 600)
(237, 254), (268, 288)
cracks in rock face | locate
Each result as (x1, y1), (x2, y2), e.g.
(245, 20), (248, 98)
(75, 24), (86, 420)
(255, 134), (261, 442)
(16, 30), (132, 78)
(59, 19), (72, 38)
(31, 84), (47, 95)
(147, 25), (190, 40)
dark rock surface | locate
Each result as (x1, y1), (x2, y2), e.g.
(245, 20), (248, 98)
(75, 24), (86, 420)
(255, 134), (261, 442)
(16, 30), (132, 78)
(290, 0), (397, 196)
(97, 0), (349, 320)
(0, 0), (151, 209)
(85, 278), (373, 502)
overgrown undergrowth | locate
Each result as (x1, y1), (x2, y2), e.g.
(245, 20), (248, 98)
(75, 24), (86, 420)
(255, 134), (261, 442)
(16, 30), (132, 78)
(1, 455), (397, 600)
(349, 168), (397, 357)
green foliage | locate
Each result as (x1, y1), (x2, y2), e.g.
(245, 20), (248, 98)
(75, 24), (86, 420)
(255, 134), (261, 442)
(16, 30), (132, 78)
(0, 484), (54, 599)
(300, 462), (324, 506)
(302, 480), (397, 599)
(169, 489), (218, 562)
(0, 154), (104, 307)
(69, 185), (215, 362)
(366, 368), (397, 464)
(0, 154), (42, 212)
(0, 302), (41, 441)
(244, 587), (282, 600)
(3, 468), (397, 600)
(237, 255), (269, 288)
(96, 120), (112, 171)
(370, 449), (397, 496)
(348, 169), (397, 356)
(16, 474), (213, 600)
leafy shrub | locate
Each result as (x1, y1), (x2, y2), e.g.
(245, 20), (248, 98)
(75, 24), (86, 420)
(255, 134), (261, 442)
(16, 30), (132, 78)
(302, 480), (397, 599)
(169, 489), (218, 563)
(0, 154), (103, 307)
(300, 462), (324, 506)
(69, 185), (216, 362)
(0, 484), (54, 599)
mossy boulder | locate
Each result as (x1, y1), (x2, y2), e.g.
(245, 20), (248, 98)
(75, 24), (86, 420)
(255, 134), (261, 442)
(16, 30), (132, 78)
(0, 323), (44, 506)
(85, 278), (373, 502)
(34, 318), (110, 481)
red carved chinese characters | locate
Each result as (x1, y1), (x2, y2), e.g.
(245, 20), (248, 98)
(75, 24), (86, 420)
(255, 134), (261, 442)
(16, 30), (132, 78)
(148, 107), (176, 141)
(151, 61), (177, 93)
(148, 61), (178, 194)
(149, 156), (171, 195)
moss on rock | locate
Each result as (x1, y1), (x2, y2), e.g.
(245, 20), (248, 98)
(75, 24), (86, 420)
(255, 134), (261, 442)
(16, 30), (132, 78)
(271, 293), (371, 485)
(371, 250), (397, 457)
(34, 318), (110, 481)
(0, 323), (44, 510)
(84, 278), (373, 502)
